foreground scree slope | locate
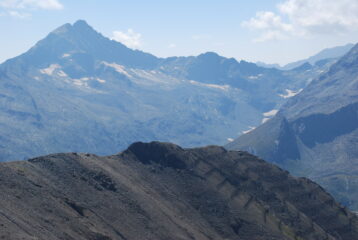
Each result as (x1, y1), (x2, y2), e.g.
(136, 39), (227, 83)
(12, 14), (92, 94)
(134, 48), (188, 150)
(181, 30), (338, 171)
(227, 43), (358, 210)
(0, 142), (357, 240)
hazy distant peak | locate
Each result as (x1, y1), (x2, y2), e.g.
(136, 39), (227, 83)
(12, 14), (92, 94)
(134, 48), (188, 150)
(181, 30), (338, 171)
(328, 42), (358, 74)
(197, 51), (221, 60)
(50, 19), (101, 39)
(282, 43), (355, 70)
(256, 43), (355, 70)
(292, 62), (312, 71)
(313, 43), (355, 61)
(73, 19), (91, 28)
(6, 19), (160, 69)
(72, 19), (98, 35)
(341, 42), (358, 61)
(51, 23), (72, 35)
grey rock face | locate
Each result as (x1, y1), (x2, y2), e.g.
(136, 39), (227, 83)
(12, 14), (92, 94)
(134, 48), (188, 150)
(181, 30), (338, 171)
(0, 142), (357, 240)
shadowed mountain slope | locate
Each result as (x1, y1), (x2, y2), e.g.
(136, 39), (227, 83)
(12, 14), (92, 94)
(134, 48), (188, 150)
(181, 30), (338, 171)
(0, 142), (357, 240)
(227, 43), (358, 210)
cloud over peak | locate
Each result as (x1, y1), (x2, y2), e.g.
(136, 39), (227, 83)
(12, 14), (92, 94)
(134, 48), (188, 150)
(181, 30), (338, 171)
(111, 29), (142, 49)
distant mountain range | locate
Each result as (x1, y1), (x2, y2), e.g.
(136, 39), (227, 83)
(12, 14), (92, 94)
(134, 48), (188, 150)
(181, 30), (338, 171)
(0, 20), (331, 162)
(256, 43), (354, 70)
(1, 141), (357, 240)
(227, 43), (358, 211)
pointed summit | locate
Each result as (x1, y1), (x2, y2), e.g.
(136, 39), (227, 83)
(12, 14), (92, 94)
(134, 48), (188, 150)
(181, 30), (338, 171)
(50, 19), (99, 39)
(2, 20), (159, 70)
(72, 19), (97, 35)
(52, 20), (93, 34)
(73, 19), (90, 28)
(51, 23), (72, 35)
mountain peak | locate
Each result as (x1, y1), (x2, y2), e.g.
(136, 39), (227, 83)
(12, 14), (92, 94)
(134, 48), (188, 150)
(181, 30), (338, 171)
(6, 19), (159, 69)
(51, 23), (72, 35)
(50, 20), (97, 37)
(72, 19), (95, 32)
(197, 52), (221, 60)
(73, 19), (90, 27)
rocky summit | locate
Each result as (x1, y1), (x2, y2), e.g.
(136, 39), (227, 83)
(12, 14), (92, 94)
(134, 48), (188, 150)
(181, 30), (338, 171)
(0, 142), (357, 240)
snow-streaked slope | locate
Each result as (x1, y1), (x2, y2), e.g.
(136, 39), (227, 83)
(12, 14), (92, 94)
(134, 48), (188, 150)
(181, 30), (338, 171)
(0, 20), (330, 161)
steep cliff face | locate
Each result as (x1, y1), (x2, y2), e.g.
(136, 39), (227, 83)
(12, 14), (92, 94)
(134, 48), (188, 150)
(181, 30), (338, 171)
(0, 142), (357, 240)
(227, 43), (358, 211)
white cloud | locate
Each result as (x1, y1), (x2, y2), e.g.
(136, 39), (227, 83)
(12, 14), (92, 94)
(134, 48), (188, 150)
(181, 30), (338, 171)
(0, 0), (63, 10)
(8, 10), (30, 18)
(0, 0), (63, 18)
(243, 0), (358, 42)
(112, 29), (142, 49)
(242, 11), (293, 42)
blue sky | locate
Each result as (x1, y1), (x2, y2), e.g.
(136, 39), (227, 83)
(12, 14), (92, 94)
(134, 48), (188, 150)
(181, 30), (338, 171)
(1, 0), (358, 65)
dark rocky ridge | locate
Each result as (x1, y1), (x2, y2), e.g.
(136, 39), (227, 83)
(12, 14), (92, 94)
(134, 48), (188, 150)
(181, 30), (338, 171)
(0, 142), (357, 240)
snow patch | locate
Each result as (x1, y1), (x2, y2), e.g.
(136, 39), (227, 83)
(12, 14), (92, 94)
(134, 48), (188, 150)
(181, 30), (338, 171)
(279, 89), (302, 99)
(263, 109), (278, 117)
(248, 74), (263, 80)
(71, 77), (91, 87)
(189, 80), (229, 91)
(40, 64), (61, 75)
(57, 70), (68, 78)
(261, 109), (278, 124)
(62, 53), (71, 58)
(129, 69), (180, 86)
(96, 78), (106, 83)
(73, 80), (85, 86)
(262, 118), (270, 124)
(227, 138), (234, 142)
(242, 126), (256, 134)
(102, 62), (131, 77)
